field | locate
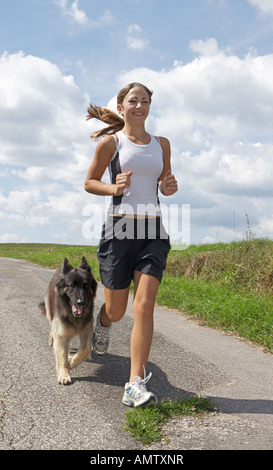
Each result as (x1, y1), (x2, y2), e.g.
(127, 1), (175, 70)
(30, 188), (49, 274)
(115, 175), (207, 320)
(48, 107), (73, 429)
(0, 239), (273, 352)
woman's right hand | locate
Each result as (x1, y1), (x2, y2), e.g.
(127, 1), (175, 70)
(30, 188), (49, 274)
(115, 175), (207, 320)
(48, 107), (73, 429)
(114, 171), (133, 196)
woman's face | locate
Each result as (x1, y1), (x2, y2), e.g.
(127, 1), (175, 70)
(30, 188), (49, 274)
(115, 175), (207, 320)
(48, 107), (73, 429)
(117, 86), (150, 125)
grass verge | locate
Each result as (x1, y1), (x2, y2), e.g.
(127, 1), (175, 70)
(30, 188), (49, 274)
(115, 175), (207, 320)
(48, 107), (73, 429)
(124, 396), (216, 445)
(0, 243), (100, 279)
(157, 273), (273, 351)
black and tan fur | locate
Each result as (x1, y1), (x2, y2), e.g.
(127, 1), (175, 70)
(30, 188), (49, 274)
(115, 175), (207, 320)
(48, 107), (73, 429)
(39, 257), (97, 385)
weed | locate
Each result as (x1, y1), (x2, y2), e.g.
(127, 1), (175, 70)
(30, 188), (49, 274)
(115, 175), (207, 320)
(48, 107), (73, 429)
(166, 238), (273, 297)
(124, 397), (216, 445)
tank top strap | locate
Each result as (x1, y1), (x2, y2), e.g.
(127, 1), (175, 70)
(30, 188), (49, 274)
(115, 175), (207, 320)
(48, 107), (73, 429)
(112, 133), (119, 149)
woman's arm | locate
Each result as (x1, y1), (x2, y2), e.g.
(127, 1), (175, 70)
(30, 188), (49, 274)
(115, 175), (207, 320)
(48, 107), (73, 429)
(158, 137), (178, 196)
(84, 136), (132, 196)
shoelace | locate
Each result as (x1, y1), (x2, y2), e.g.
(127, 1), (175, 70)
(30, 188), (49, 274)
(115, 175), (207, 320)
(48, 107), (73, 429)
(96, 317), (111, 342)
(132, 369), (152, 393)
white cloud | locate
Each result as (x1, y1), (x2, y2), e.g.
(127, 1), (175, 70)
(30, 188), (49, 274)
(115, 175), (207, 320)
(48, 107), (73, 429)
(69, 0), (89, 25)
(54, 0), (113, 28)
(190, 37), (220, 56)
(246, 0), (273, 15)
(0, 189), (41, 214)
(126, 24), (149, 50)
(119, 41), (273, 144)
(0, 51), (95, 243)
(0, 232), (23, 243)
(54, 0), (89, 25)
(258, 216), (273, 236)
(0, 51), (92, 172)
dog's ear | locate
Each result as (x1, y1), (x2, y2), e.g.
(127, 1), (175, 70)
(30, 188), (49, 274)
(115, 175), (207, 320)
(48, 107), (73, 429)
(62, 257), (73, 274)
(78, 256), (91, 272)
(91, 278), (98, 296)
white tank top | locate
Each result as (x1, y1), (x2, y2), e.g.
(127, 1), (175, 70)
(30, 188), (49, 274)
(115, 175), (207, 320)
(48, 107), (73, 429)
(108, 131), (164, 216)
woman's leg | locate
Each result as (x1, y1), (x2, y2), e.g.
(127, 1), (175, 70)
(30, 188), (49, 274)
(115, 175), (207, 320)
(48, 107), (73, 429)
(100, 286), (130, 326)
(92, 286), (130, 355)
(129, 271), (160, 382)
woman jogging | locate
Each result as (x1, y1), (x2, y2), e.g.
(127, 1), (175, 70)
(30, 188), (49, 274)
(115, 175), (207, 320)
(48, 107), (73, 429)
(84, 82), (178, 407)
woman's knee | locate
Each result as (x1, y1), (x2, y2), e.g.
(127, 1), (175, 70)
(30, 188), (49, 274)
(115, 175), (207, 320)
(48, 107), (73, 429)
(133, 296), (155, 320)
(105, 304), (126, 323)
(103, 287), (129, 322)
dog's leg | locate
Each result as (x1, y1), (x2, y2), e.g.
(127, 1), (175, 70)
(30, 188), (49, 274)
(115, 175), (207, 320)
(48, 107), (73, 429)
(53, 334), (72, 385)
(69, 327), (92, 370)
(49, 330), (54, 347)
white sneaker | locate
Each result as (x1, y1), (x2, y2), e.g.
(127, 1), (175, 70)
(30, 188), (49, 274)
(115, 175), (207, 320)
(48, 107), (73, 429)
(122, 370), (157, 407)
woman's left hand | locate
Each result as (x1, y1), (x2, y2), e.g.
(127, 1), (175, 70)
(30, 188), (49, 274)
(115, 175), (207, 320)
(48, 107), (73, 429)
(160, 170), (178, 196)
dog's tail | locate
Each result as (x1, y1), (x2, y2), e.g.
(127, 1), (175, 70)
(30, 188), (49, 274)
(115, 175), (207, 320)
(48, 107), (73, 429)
(39, 301), (46, 316)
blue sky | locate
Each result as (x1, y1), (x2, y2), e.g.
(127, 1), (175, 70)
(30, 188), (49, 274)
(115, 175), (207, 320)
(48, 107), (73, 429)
(1, 1), (271, 97)
(1, 0), (273, 245)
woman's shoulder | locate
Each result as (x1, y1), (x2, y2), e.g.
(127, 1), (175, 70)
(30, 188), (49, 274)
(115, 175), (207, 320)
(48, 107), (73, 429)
(94, 134), (118, 164)
(156, 136), (170, 150)
(96, 134), (118, 151)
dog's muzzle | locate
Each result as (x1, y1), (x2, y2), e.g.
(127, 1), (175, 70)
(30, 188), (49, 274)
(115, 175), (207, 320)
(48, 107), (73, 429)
(72, 303), (84, 317)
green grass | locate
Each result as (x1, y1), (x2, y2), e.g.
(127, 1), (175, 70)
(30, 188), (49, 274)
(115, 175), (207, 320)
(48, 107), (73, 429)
(157, 238), (273, 352)
(157, 273), (273, 351)
(167, 238), (273, 297)
(0, 243), (100, 279)
(124, 396), (216, 445)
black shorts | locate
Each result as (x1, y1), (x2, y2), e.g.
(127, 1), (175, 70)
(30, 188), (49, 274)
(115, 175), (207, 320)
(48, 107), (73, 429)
(97, 216), (170, 290)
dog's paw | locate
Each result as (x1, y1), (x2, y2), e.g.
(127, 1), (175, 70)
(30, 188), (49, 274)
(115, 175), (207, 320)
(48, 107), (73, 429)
(58, 372), (72, 385)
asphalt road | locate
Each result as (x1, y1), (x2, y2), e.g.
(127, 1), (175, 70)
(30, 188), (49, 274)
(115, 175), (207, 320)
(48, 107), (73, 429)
(1, 257), (273, 451)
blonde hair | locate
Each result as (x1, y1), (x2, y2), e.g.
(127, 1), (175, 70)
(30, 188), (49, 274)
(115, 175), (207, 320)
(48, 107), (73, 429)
(86, 83), (153, 139)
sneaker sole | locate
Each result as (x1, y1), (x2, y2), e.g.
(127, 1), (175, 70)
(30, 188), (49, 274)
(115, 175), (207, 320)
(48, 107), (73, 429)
(122, 395), (158, 408)
(91, 340), (108, 356)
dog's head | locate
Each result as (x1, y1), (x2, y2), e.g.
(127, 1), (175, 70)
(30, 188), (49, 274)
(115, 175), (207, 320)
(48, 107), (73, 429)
(57, 257), (97, 318)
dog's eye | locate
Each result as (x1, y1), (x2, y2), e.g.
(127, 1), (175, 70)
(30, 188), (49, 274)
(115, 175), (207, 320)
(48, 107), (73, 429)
(83, 283), (88, 289)
(71, 282), (77, 288)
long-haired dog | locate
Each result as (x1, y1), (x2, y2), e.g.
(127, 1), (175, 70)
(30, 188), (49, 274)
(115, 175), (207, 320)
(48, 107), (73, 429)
(39, 257), (97, 385)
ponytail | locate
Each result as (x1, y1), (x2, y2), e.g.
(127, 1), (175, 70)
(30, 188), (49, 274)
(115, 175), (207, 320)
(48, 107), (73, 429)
(86, 104), (124, 140)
